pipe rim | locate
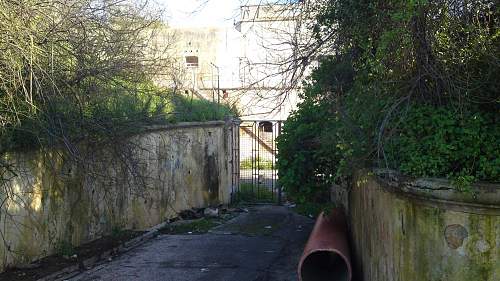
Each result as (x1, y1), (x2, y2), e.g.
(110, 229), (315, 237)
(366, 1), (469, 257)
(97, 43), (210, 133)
(298, 248), (353, 281)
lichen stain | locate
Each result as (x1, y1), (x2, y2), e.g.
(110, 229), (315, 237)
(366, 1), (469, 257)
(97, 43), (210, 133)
(65, 171), (90, 246)
(352, 172), (500, 281)
(130, 199), (147, 230)
(445, 224), (468, 249)
(461, 215), (498, 281)
(204, 145), (219, 205)
(16, 223), (39, 264)
(0, 125), (232, 271)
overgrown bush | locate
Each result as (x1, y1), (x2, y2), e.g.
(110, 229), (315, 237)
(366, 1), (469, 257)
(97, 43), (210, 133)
(277, 74), (339, 203)
(386, 106), (500, 183)
(1, 90), (236, 151)
(0, 1), (237, 153)
(277, 0), (499, 204)
(171, 94), (238, 122)
(0, 0), (168, 152)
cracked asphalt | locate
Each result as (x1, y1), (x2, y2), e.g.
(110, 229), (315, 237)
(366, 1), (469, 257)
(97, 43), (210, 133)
(70, 205), (314, 281)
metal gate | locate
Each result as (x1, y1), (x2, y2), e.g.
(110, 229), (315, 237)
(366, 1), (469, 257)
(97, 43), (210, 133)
(231, 120), (283, 204)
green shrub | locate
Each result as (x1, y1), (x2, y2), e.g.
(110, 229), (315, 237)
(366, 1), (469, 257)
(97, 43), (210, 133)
(0, 87), (237, 152)
(277, 0), (499, 205)
(234, 183), (275, 204)
(276, 103), (336, 204)
(293, 201), (337, 218)
(240, 158), (274, 170)
(170, 94), (237, 122)
(386, 106), (500, 183)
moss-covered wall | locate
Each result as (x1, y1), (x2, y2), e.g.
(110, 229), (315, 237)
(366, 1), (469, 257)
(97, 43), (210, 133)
(0, 121), (236, 270)
(349, 171), (500, 281)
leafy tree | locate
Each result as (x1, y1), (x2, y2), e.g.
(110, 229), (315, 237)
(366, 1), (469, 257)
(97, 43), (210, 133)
(277, 0), (499, 203)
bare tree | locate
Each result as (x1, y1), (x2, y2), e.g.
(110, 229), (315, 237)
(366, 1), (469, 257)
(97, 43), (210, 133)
(183, 0), (325, 118)
(0, 0), (180, 263)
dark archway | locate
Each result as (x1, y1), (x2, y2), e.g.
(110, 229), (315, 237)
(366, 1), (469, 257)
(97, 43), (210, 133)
(259, 121), (273, 133)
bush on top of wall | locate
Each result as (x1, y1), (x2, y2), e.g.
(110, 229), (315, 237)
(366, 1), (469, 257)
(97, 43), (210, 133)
(277, 0), (499, 205)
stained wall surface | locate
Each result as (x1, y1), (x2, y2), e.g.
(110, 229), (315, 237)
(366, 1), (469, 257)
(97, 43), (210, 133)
(349, 171), (500, 281)
(0, 121), (236, 270)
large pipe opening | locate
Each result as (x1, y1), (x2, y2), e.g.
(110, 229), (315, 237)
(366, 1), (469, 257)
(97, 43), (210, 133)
(300, 250), (350, 281)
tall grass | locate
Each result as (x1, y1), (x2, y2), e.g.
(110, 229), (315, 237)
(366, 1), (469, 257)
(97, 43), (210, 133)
(1, 88), (238, 152)
(170, 94), (238, 122)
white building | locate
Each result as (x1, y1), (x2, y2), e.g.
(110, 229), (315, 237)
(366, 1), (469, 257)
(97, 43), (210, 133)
(159, 3), (309, 121)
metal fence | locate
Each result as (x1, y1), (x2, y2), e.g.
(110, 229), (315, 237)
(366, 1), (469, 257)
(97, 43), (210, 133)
(232, 120), (283, 203)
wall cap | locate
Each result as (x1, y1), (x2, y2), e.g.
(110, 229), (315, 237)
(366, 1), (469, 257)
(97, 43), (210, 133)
(371, 169), (500, 213)
(143, 120), (236, 133)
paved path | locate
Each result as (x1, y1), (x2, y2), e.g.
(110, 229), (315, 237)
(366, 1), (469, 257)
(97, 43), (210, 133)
(71, 205), (314, 281)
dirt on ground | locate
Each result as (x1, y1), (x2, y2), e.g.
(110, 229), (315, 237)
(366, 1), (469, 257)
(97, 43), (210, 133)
(0, 206), (244, 281)
(0, 230), (144, 281)
(0, 205), (309, 281)
(70, 205), (315, 281)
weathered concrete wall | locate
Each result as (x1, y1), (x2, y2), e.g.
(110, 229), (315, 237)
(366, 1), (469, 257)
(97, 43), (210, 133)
(0, 121), (236, 270)
(349, 170), (500, 281)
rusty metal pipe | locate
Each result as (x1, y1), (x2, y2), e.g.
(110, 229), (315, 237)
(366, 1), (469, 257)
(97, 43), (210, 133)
(298, 209), (352, 281)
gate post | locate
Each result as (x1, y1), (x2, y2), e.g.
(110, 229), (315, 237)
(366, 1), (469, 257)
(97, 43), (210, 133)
(227, 116), (241, 203)
(277, 121), (282, 205)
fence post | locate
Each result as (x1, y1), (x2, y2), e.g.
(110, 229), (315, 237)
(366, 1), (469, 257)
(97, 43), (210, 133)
(277, 121), (282, 205)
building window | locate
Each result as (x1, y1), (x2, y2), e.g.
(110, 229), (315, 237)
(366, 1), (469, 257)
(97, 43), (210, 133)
(185, 56), (199, 67)
(259, 121), (273, 133)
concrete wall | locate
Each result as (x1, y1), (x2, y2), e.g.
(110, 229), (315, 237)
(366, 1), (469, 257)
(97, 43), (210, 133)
(348, 170), (500, 281)
(0, 121), (236, 270)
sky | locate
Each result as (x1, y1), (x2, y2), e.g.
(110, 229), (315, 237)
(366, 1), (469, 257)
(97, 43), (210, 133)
(157, 0), (242, 28)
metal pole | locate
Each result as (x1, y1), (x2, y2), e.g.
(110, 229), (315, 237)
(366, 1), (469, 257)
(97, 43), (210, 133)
(212, 90), (216, 119)
(217, 68), (220, 105)
(257, 121), (260, 200)
(277, 121), (282, 205)
(210, 62), (220, 119)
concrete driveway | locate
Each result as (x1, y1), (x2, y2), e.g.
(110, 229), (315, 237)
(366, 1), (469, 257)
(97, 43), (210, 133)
(70, 205), (314, 281)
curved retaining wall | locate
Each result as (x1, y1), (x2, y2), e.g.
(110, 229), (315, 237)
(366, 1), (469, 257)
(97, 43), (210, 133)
(349, 170), (500, 281)
(0, 121), (236, 270)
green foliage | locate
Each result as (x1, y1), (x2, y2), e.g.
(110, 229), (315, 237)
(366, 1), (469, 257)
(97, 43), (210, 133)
(160, 218), (217, 235)
(293, 202), (337, 218)
(386, 106), (500, 182)
(0, 1), (239, 154)
(170, 94), (237, 122)
(0, 88), (236, 151)
(240, 158), (274, 170)
(234, 183), (275, 204)
(278, 0), (499, 204)
(277, 56), (385, 204)
(276, 94), (336, 204)
(315, 0), (499, 106)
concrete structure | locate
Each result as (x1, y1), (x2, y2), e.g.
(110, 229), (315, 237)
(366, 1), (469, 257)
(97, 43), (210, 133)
(337, 170), (500, 281)
(0, 121), (236, 271)
(160, 3), (307, 120)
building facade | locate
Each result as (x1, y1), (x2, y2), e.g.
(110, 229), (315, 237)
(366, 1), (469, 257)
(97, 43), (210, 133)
(159, 3), (308, 121)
